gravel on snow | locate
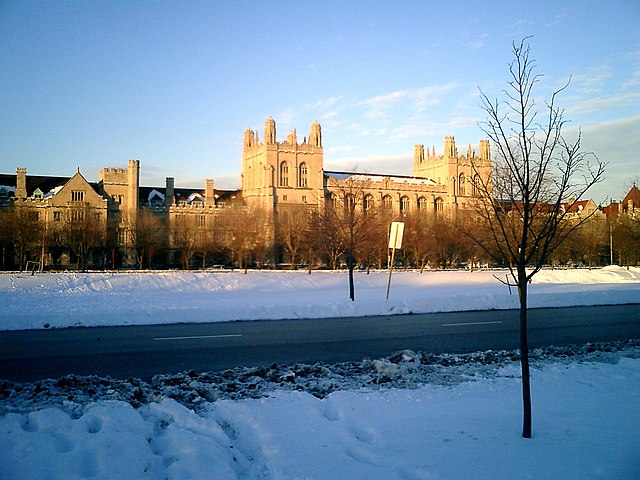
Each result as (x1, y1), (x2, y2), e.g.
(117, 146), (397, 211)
(1, 340), (639, 417)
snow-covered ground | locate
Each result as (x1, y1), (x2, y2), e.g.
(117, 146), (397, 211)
(2, 266), (640, 330)
(1, 267), (640, 479)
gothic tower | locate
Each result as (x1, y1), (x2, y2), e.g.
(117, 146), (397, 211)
(241, 117), (325, 212)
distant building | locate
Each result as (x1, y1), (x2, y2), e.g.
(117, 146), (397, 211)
(1, 116), (493, 269)
(242, 117), (492, 216)
(603, 184), (640, 220)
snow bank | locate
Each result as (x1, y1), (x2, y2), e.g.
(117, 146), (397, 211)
(1, 346), (639, 479)
(1, 266), (639, 331)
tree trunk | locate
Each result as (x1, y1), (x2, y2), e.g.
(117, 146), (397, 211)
(518, 266), (532, 438)
(347, 254), (355, 301)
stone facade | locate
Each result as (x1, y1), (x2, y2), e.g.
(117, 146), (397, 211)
(241, 117), (492, 217)
(1, 116), (493, 269)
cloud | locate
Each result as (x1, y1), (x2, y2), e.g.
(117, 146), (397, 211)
(325, 153), (413, 176)
(313, 96), (344, 109)
(566, 91), (640, 115)
(466, 33), (488, 50)
(360, 84), (458, 121)
(563, 115), (640, 202)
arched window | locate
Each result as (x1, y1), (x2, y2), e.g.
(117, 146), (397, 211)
(298, 163), (308, 187)
(417, 196), (428, 212)
(279, 161), (289, 187)
(473, 174), (481, 196)
(459, 173), (466, 196)
(345, 193), (356, 211)
(364, 194), (375, 213)
(435, 197), (444, 213)
(382, 195), (393, 211)
(400, 196), (410, 214)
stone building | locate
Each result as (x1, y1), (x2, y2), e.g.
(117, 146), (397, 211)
(1, 116), (492, 269)
(603, 184), (640, 220)
(0, 162), (241, 269)
(241, 116), (492, 217)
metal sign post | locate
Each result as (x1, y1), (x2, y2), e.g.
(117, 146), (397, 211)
(386, 221), (404, 300)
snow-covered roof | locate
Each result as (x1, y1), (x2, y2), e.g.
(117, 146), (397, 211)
(148, 189), (165, 202)
(187, 192), (204, 203)
(325, 171), (437, 186)
(43, 185), (64, 198)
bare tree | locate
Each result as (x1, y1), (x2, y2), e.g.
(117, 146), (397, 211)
(315, 176), (381, 300)
(0, 204), (43, 271)
(128, 209), (166, 269)
(469, 39), (606, 438)
(170, 214), (196, 269)
(613, 215), (640, 266)
(63, 205), (106, 271)
(276, 205), (312, 268)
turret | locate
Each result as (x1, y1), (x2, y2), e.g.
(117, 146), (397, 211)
(414, 144), (425, 164)
(286, 129), (297, 145)
(480, 139), (490, 162)
(444, 136), (456, 160)
(309, 120), (322, 147)
(243, 128), (256, 150)
(264, 117), (276, 145)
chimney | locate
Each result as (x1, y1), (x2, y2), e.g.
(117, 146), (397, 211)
(165, 177), (175, 207)
(205, 178), (215, 207)
(16, 167), (27, 200)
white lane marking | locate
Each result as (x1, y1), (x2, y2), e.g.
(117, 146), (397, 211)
(441, 321), (503, 327)
(153, 334), (242, 341)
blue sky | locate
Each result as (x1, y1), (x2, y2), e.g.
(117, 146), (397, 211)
(1, 1), (638, 203)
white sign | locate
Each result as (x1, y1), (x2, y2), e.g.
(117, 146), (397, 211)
(388, 222), (404, 249)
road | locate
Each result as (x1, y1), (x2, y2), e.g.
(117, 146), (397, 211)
(1, 304), (639, 382)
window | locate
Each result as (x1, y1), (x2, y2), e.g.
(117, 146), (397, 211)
(345, 194), (355, 211)
(435, 197), (444, 213)
(364, 194), (374, 213)
(418, 197), (428, 211)
(71, 209), (84, 221)
(302, 195), (307, 203)
(282, 194), (288, 202)
(196, 215), (206, 227)
(53, 211), (61, 221)
(382, 195), (393, 211)
(400, 196), (410, 214)
(71, 190), (85, 202)
(298, 163), (308, 187)
(459, 173), (466, 196)
(279, 161), (289, 187)
(473, 175), (481, 196)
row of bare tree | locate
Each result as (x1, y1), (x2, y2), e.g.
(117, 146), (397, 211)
(1, 196), (638, 274)
(0, 204), (109, 271)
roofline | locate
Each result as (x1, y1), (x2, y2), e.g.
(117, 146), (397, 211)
(323, 170), (433, 181)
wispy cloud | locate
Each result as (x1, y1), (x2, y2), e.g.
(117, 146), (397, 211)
(325, 153), (413, 176)
(546, 8), (570, 28)
(568, 65), (614, 95)
(360, 84), (458, 121)
(566, 91), (640, 115)
(466, 33), (488, 50)
(314, 96), (344, 109)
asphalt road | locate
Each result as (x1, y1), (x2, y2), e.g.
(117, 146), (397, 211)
(1, 304), (639, 382)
